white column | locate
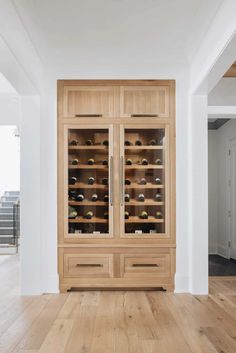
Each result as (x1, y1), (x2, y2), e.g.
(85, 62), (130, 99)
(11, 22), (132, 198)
(20, 96), (41, 295)
(190, 95), (208, 294)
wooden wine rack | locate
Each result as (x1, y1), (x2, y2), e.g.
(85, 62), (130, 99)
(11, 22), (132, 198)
(58, 80), (176, 292)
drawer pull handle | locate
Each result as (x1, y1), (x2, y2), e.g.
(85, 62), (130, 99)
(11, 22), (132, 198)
(132, 263), (159, 267)
(76, 263), (103, 267)
(75, 114), (103, 117)
(131, 114), (159, 118)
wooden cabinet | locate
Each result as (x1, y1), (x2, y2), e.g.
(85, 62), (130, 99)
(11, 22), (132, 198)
(58, 80), (176, 292)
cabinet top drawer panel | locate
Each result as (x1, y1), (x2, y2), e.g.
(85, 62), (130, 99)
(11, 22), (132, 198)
(63, 86), (115, 118)
(120, 86), (170, 118)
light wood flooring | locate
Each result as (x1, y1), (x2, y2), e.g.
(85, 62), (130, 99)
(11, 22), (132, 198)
(0, 255), (236, 353)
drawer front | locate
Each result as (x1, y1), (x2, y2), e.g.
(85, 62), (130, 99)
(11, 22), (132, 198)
(64, 254), (113, 278)
(120, 253), (171, 278)
(120, 86), (170, 118)
(63, 85), (115, 118)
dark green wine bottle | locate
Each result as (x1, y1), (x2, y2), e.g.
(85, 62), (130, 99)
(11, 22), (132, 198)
(69, 190), (77, 200)
(102, 159), (108, 166)
(125, 140), (132, 146)
(141, 158), (148, 165)
(86, 139), (93, 145)
(103, 140), (109, 146)
(154, 177), (161, 184)
(88, 158), (95, 165)
(104, 212), (109, 219)
(126, 159), (132, 165)
(68, 206), (78, 219)
(103, 194), (109, 202)
(71, 158), (79, 165)
(138, 193), (145, 202)
(135, 140), (142, 146)
(155, 158), (162, 165)
(102, 178), (108, 185)
(125, 194), (130, 202)
(91, 194), (98, 202)
(124, 211), (129, 219)
(76, 193), (84, 202)
(125, 178), (131, 185)
(148, 139), (157, 146)
(156, 211), (163, 219)
(139, 178), (147, 185)
(155, 193), (162, 201)
(84, 211), (93, 219)
(88, 177), (95, 185)
(69, 140), (78, 146)
(69, 176), (77, 185)
(140, 211), (148, 219)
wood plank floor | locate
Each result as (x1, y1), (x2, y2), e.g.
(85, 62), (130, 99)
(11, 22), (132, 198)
(0, 255), (236, 353)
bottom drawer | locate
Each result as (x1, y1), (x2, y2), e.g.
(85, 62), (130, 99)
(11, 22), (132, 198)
(64, 253), (114, 278)
(120, 253), (171, 278)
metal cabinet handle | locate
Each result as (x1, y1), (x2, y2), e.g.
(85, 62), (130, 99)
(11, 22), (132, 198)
(120, 156), (124, 206)
(132, 264), (159, 267)
(131, 114), (158, 117)
(76, 264), (103, 267)
(75, 114), (103, 117)
(110, 156), (113, 206)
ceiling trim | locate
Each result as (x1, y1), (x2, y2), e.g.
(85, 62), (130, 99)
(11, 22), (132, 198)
(208, 119), (230, 130)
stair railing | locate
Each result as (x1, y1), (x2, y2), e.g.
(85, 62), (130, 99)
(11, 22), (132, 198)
(13, 199), (20, 252)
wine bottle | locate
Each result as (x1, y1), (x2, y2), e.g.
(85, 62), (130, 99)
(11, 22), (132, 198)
(103, 140), (109, 146)
(139, 178), (147, 185)
(84, 211), (93, 219)
(124, 211), (129, 219)
(141, 158), (148, 165)
(86, 139), (93, 146)
(104, 212), (109, 219)
(155, 158), (162, 165)
(88, 177), (95, 185)
(125, 194), (130, 202)
(156, 211), (163, 219)
(125, 140), (132, 146)
(135, 140), (142, 146)
(69, 176), (77, 185)
(91, 193), (98, 202)
(69, 140), (78, 146)
(103, 194), (109, 202)
(138, 193), (145, 202)
(155, 193), (162, 201)
(126, 159), (132, 165)
(71, 158), (79, 165)
(76, 193), (84, 202)
(140, 211), (148, 219)
(148, 139), (157, 146)
(88, 158), (95, 165)
(102, 177), (108, 185)
(125, 178), (131, 185)
(102, 159), (108, 166)
(68, 206), (78, 219)
(69, 190), (77, 200)
(154, 177), (161, 184)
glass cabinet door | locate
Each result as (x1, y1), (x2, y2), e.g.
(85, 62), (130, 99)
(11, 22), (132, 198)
(65, 125), (113, 238)
(120, 125), (169, 237)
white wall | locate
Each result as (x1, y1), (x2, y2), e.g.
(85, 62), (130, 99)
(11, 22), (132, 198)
(208, 119), (236, 258)
(209, 78), (236, 105)
(208, 130), (218, 253)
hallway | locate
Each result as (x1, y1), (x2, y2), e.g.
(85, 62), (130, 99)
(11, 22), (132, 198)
(0, 255), (236, 353)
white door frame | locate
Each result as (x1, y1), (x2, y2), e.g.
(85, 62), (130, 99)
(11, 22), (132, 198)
(228, 136), (236, 260)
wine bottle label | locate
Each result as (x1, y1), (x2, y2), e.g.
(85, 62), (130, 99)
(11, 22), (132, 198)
(126, 159), (132, 165)
(69, 140), (78, 146)
(71, 159), (79, 165)
(125, 194), (130, 202)
(91, 194), (98, 201)
(139, 178), (147, 185)
(154, 177), (161, 184)
(102, 178), (108, 185)
(138, 193), (145, 202)
(88, 158), (95, 165)
(141, 159), (148, 165)
(155, 158), (162, 165)
(135, 140), (142, 146)
(125, 179), (131, 185)
(88, 177), (95, 185)
(86, 139), (93, 145)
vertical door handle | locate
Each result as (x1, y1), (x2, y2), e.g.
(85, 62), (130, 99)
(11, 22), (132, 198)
(120, 156), (124, 206)
(110, 156), (113, 206)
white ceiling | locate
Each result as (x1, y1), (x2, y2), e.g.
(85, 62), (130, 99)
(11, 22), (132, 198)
(12, 0), (223, 67)
(0, 73), (17, 94)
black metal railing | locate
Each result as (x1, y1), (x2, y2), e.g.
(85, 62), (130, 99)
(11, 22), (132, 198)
(13, 199), (20, 252)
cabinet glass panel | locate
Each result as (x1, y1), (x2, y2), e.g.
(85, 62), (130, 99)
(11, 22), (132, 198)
(67, 128), (112, 237)
(123, 128), (166, 236)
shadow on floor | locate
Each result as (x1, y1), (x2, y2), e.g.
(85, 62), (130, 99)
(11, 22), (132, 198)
(209, 254), (236, 276)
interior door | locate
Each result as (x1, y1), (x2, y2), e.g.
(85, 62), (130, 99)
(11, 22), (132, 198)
(119, 125), (170, 238)
(65, 125), (114, 238)
(230, 137), (236, 259)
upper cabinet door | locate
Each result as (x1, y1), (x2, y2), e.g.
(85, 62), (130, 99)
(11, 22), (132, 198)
(63, 86), (115, 118)
(120, 86), (170, 118)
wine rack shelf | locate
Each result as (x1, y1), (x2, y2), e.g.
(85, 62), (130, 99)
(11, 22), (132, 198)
(68, 217), (108, 223)
(69, 183), (108, 189)
(69, 165), (108, 169)
(125, 200), (164, 206)
(125, 146), (163, 150)
(69, 146), (108, 150)
(125, 165), (164, 170)
(125, 183), (164, 189)
(125, 216), (164, 223)
(69, 201), (107, 206)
